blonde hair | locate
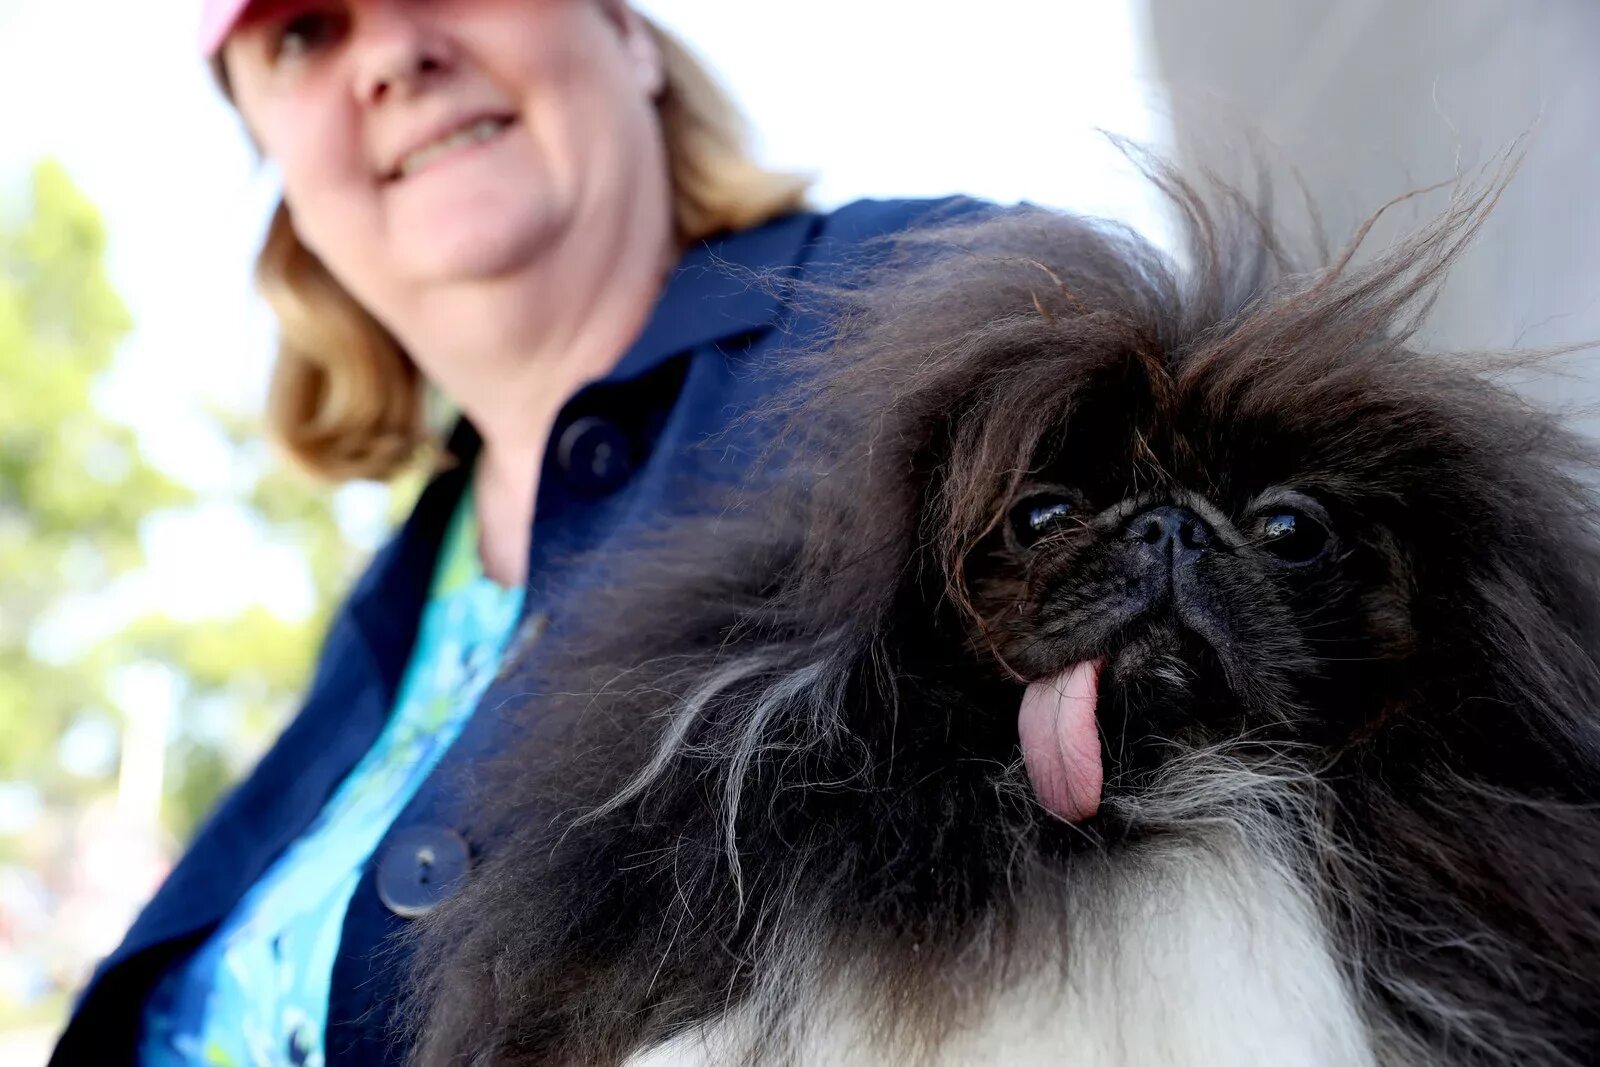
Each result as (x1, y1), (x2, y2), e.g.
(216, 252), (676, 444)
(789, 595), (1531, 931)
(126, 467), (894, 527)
(242, 17), (812, 483)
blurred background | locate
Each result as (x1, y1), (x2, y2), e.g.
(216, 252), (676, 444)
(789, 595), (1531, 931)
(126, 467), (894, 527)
(0, 0), (1595, 1060)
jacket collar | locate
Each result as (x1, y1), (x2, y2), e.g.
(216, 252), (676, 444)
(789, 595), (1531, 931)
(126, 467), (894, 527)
(600, 208), (821, 384)
(427, 206), (823, 467)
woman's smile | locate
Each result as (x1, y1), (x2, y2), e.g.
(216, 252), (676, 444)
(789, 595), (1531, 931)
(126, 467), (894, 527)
(382, 113), (518, 183)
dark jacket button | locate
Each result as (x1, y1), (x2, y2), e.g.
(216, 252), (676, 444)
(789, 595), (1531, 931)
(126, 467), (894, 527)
(375, 826), (471, 919)
(556, 415), (633, 492)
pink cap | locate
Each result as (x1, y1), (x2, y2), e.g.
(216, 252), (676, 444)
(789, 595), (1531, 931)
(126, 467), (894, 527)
(199, 0), (253, 57)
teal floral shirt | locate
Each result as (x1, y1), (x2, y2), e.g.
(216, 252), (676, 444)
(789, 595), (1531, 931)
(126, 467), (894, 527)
(140, 485), (524, 1066)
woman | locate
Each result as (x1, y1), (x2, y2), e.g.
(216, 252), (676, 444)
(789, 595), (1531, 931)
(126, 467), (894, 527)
(50, 1), (969, 1063)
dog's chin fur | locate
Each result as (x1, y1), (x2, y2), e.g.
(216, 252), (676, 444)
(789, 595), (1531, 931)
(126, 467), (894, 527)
(628, 756), (1378, 1067)
(397, 158), (1600, 1067)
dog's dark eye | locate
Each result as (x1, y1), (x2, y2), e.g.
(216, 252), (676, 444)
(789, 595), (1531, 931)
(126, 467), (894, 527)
(1009, 494), (1077, 548)
(1255, 509), (1330, 565)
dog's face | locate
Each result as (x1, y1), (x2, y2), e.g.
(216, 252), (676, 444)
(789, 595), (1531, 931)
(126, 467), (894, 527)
(960, 351), (1425, 808)
(793, 202), (1596, 832)
(940, 337), (1542, 825)
(824, 219), (1595, 836)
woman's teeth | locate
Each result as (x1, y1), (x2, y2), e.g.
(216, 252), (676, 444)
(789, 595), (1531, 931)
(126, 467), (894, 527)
(395, 118), (510, 179)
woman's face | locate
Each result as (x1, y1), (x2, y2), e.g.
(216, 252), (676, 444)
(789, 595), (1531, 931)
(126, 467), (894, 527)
(224, 0), (666, 307)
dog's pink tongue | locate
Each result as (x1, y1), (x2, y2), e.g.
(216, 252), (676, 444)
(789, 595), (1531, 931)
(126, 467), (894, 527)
(1018, 660), (1104, 822)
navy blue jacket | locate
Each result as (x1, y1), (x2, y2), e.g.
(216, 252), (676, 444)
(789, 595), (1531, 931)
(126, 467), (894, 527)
(52, 196), (973, 1066)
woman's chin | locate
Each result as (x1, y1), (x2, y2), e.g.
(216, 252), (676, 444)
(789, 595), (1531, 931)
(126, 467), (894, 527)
(394, 209), (561, 285)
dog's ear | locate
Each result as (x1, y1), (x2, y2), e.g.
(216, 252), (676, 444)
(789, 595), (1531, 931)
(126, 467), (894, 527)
(1385, 398), (1600, 788)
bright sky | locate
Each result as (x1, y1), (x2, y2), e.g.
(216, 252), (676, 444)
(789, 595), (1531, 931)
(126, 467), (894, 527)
(1, 1), (1172, 643)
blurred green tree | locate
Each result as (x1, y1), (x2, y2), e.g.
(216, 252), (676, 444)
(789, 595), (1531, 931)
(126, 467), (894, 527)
(0, 159), (386, 861)
(0, 159), (185, 843)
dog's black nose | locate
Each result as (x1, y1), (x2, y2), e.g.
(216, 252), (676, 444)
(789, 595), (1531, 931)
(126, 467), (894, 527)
(1126, 505), (1213, 560)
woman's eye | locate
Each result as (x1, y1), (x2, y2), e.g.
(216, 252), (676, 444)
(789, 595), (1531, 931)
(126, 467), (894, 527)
(1254, 508), (1331, 565)
(274, 10), (345, 63)
(1008, 494), (1078, 549)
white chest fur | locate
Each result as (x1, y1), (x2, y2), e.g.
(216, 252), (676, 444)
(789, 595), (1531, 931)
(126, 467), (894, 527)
(626, 843), (1378, 1067)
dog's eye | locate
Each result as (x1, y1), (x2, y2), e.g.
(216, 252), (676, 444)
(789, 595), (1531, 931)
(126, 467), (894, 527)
(1255, 509), (1330, 565)
(1009, 493), (1078, 548)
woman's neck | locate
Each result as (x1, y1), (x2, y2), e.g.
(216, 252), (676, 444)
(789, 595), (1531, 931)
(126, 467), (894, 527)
(472, 439), (541, 588)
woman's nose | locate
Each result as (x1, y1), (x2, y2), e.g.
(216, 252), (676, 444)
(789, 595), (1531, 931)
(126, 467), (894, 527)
(350, 0), (455, 106)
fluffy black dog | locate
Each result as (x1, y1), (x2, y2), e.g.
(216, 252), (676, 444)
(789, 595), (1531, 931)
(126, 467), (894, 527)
(401, 168), (1600, 1066)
